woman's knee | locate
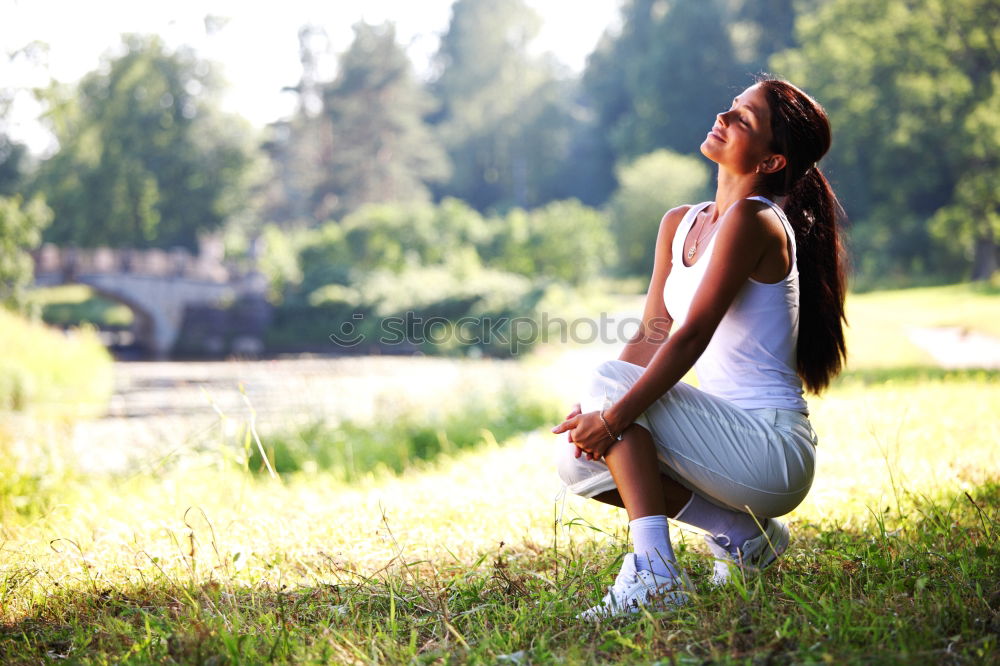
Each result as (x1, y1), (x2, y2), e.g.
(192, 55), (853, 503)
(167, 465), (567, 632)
(554, 442), (606, 490)
(583, 360), (639, 409)
(585, 360), (616, 393)
(590, 359), (639, 384)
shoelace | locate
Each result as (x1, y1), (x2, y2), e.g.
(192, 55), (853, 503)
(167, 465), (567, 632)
(709, 533), (733, 550)
(706, 532), (752, 569)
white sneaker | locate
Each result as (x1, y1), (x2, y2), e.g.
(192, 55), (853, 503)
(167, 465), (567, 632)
(704, 518), (790, 585)
(578, 553), (692, 620)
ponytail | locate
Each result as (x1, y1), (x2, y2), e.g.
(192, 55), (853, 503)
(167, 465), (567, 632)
(784, 166), (848, 393)
(757, 77), (848, 393)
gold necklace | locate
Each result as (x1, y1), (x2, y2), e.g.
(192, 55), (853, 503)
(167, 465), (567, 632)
(686, 209), (717, 260)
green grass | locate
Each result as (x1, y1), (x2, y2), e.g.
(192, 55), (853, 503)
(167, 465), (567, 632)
(0, 309), (113, 517)
(0, 377), (995, 663)
(254, 387), (562, 481)
(0, 307), (113, 416)
(0, 283), (998, 663)
(844, 282), (1000, 369)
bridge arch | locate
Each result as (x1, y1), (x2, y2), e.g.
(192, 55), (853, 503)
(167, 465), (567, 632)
(33, 244), (267, 359)
(76, 280), (163, 356)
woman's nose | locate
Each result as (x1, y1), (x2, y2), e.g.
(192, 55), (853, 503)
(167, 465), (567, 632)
(717, 111), (729, 126)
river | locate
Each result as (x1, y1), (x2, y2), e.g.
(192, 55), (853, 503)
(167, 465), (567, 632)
(64, 343), (620, 476)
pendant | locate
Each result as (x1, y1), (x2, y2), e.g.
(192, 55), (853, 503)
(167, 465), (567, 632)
(687, 245), (696, 260)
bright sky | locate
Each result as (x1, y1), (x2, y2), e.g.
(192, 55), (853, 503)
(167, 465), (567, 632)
(1, 0), (622, 155)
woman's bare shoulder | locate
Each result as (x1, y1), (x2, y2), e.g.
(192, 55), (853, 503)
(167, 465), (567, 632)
(661, 204), (695, 226)
(720, 198), (785, 242)
(658, 204), (696, 241)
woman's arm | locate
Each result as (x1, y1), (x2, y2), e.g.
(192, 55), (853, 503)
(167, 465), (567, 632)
(604, 199), (776, 434)
(617, 206), (688, 368)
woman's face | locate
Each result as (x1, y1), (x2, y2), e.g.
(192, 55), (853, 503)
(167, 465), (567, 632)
(700, 84), (780, 175)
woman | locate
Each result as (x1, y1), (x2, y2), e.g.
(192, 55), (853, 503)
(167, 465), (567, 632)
(551, 78), (847, 619)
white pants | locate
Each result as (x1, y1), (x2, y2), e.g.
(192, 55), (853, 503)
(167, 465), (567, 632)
(555, 360), (819, 518)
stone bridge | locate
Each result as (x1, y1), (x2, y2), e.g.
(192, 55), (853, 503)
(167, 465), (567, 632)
(32, 238), (270, 358)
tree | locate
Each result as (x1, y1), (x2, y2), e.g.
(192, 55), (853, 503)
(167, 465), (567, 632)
(33, 35), (257, 249)
(431, 0), (580, 212)
(1, 47), (49, 312)
(0, 136), (26, 197)
(724, 0), (801, 70)
(0, 195), (51, 311)
(267, 23), (449, 224)
(0, 52), (29, 197)
(774, 0), (1000, 281)
(584, 0), (740, 163)
(260, 26), (333, 226)
(319, 23), (449, 218)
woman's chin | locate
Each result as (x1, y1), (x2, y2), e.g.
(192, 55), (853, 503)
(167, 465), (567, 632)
(699, 142), (720, 162)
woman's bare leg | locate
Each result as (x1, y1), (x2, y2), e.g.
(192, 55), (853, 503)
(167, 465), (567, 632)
(581, 422), (691, 584)
(599, 423), (692, 519)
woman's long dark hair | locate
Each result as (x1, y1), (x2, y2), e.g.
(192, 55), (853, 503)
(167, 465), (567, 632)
(757, 78), (847, 393)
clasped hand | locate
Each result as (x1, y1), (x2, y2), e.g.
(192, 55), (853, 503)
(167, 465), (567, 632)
(551, 403), (617, 461)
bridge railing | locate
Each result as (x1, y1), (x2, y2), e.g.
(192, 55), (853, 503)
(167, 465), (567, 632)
(32, 244), (240, 284)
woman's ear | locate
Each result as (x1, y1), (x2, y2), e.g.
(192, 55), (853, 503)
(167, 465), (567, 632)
(760, 154), (787, 174)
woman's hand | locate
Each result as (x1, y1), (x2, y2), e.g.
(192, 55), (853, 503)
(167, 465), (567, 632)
(563, 402), (582, 424)
(552, 410), (615, 461)
(557, 402), (601, 461)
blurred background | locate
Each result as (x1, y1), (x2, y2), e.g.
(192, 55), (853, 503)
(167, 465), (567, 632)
(0, 0), (997, 472)
(4, 0), (997, 353)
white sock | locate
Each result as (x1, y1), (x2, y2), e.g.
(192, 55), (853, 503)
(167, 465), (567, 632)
(674, 493), (762, 554)
(629, 515), (678, 578)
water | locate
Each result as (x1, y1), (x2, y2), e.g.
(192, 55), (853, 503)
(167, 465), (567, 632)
(64, 347), (618, 476)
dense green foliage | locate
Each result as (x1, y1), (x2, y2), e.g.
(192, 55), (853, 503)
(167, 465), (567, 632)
(0, 194), (51, 311)
(489, 200), (615, 285)
(586, 0), (739, 161)
(4, 0), (997, 333)
(262, 198), (613, 354)
(0, 66), (28, 197)
(268, 0), (1000, 283)
(0, 136), (27, 197)
(774, 0), (1000, 282)
(33, 35), (258, 249)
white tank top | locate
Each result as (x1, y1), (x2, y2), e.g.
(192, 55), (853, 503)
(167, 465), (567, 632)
(662, 196), (807, 413)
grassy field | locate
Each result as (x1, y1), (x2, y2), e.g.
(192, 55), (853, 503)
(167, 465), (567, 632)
(843, 282), (1000, 370)
(0, 285), (998, 664)
(0, 307), (113, 416)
